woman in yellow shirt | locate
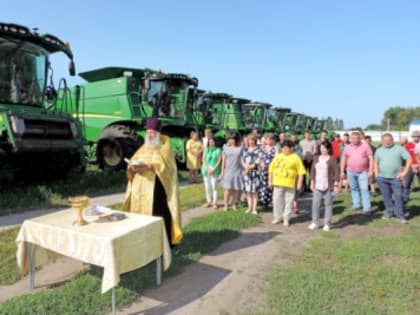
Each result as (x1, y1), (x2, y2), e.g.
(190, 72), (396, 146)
(186, 131), (203, 183)
(268, 140), (306, 226)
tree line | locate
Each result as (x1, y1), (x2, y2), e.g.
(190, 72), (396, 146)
(365, 106), (420, 130)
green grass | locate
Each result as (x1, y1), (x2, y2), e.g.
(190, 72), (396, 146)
(0, 228), (64, 286)
(0, 165), (126, 216)
(0, 211), (260, 315)
(246, 229), (420, 315)
(244, 190), (420, 315)
(178, 183), (224, 211)
(0, 166), (191, 216)
(0, 228), (21, 285)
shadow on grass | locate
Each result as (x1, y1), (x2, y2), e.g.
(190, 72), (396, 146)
(406, 198), (420, 219)
(289, 194), (348, 225)
(369, 193), (420, 220)
(86, 229), (253, 310)
(333, 211), (383, 229)
(121, 230), (280, 314)
(88, 229), (277, 314)
(129, 261), (231, 315)
(207, 231), (280, 256)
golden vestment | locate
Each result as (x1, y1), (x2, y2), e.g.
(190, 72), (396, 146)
(122, 135), (182, 244)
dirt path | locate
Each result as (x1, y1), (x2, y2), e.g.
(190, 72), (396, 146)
(117, 210), (318, 315)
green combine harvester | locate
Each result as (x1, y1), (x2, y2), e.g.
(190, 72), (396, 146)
(282, 112), (304, 138)
(243, 102), (273, 133)
(195, 92), (250, 139)
(194, 91), (231, 131)
(57, 66), (199, 170)
(0, 22), (85, 180)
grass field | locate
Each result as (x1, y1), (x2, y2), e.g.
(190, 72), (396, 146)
(244, 188), (420, 315)
(0, 165), (189, 216)
(0, 165), (125, 216)
(1, 181), (419, 314)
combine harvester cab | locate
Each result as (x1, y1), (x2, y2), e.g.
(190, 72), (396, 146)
(273, 107), (291, 134)
(283, 111), (306, 139)
(0, 23), (85, 180)
(196, 92), (231, 132)
(243, 102), (274, 134)
(142, 70), (199, 168)
(58, 67), (199, 170)
(223, 96), (250, 136)
(194, 92), (250, 142)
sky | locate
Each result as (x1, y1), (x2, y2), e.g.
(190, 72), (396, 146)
(3, 0), (420, 128)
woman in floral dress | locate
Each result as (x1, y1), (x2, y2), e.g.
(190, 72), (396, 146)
(259, 133), (277, 207)
(241, 134), (262, 214)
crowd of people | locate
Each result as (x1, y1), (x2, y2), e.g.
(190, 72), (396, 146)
(122, 118), (419, 248)
(187, 128), (420, 230)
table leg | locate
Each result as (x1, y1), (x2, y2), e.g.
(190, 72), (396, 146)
(112, 287), (116, 315)
(29, 243), (35, 289)
(156, 256), (162, 286)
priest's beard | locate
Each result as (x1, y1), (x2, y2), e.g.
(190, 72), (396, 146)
(145, 133), (161, 148)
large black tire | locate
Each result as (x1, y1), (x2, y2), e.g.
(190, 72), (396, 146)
(96, 125), (142, 171)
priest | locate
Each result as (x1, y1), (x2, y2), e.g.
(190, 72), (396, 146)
(123, 118), (182, 245)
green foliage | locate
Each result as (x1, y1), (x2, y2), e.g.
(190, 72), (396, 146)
(0, 211), (260, 315)
(381, 106), (420, 130)
(325, 116), (334, 130)
(365, 123), (382, 130)
(335, 119), (344, 130)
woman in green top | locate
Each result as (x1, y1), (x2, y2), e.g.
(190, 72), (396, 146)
(201, 137), (222, 208)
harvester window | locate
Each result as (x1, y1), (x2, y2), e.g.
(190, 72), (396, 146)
(0, 39), (46, 106)
(147, 80), (164, 102)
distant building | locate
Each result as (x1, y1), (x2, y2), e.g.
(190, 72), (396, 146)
(409, 120), (420, 133)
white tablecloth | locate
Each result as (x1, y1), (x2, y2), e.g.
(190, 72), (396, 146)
(16, 208), (171, 293)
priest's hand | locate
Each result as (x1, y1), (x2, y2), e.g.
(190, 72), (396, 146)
(131, 164), (154, 173)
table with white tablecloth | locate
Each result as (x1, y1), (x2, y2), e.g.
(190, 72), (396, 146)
(16, 207), (172, 313)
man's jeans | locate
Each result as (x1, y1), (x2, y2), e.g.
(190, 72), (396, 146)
(376, 177), (405, 219)
(403, 168), (420, 203)
(347, 170), (371, 212)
